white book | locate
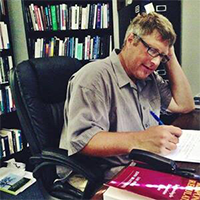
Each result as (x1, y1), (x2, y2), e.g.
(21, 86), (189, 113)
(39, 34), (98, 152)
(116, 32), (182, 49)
(103, 3), (108, 29)
(103, 186), (153, 200)
(71, 5), (76, 30)
(6, 86), (13, 112)
(0, 129), (14, 155)
(61, 4), (67, 30)
(86, 4), (90, 29)
(59, 4), (63, 30)
(75, 4), (79, 30)
(34, 38), (41, 58)
(8, 56), (13, 70)
(0, 22), (9, 49)
(81, 7), (87, 29)
(58, 39), (63, 56)
(93, 4), (97, 29)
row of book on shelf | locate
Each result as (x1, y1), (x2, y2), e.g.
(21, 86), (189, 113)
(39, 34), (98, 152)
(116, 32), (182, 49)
(33, 35), (112, 60)
(26, 3), (110, 31)
(0, 21), (10, 50)
(0, 128), (23, 159)
(0, 55), (13, 84)
(0, 85), (15, 115)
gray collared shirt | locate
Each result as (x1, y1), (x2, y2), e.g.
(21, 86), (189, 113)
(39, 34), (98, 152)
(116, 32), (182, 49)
(59, 49), (172, 177)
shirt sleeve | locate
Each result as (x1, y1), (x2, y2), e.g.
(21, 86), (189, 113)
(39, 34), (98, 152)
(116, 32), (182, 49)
(64, 81), (110, 156)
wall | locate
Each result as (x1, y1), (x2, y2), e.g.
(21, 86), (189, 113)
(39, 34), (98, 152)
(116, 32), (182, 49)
(7, 0), (28, 66)
(182, 0), (200, 96)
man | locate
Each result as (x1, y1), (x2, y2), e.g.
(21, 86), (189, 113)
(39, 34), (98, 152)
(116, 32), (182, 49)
(59, 12), (195, 179)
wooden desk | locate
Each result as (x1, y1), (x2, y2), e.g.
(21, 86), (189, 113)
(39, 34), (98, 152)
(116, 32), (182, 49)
(92, 109), (200, 200)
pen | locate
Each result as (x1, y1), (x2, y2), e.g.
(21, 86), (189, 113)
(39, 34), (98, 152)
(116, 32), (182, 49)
(150, 111), (164, 125)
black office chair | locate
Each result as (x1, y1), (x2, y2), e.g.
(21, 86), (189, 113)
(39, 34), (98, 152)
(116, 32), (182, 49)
(9, 56), (105, 200)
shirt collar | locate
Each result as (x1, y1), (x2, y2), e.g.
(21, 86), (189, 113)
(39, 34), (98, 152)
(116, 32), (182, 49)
(110, 49), (152, 90)
(110, 49), (133, 88)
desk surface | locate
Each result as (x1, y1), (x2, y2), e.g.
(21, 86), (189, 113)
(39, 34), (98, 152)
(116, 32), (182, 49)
(92, 109), (200, 200)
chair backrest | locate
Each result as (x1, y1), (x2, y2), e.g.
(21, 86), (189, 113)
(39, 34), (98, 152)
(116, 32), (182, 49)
(9, 56), (83, 155)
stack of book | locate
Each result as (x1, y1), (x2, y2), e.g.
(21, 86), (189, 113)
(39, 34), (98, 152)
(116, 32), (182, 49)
(104, 166), (200, 200)
(0, 129), (23, 159)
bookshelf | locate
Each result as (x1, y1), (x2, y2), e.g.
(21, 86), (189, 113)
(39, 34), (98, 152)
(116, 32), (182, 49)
(21, 0), (114, 62)
(0, 0), (27, 163)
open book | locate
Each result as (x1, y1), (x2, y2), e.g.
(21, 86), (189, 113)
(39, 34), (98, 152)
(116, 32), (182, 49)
(0, 167), (36, 195)
(165, 129), (200, 163)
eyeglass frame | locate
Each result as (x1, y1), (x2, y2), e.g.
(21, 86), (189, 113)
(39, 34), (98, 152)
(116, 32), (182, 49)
(134, 34), (170, 63)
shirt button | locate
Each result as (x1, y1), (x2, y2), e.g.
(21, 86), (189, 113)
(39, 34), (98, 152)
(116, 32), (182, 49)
(145, 123), (149, 128)
(143, 106), (146, 110)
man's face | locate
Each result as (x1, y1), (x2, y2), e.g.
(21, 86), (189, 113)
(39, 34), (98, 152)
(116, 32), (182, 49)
(122, 30), (170, 81)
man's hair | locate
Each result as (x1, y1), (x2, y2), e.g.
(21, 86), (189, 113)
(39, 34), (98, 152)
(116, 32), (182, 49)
(123, 12), (176, 47)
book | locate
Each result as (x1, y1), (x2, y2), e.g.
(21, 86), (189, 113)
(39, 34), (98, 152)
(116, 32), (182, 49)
(104, 186), (152, 200)
(104, 165), (200, 200)
(0, 167), (36, 195)
(50, 5), (58, 31)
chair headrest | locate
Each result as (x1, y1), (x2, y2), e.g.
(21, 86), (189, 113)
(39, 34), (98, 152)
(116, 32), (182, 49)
(17, 56), (82, 103)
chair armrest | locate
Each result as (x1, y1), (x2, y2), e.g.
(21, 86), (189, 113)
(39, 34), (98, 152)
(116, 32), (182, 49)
(30, 148), (105, 199)
(30, 147), (104, 184)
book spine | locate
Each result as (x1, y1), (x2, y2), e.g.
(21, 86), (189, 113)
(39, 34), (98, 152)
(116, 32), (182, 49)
(50, 5), (58, 31)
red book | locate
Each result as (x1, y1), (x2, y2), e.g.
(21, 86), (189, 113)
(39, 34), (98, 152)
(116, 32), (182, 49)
(105, 166), (200, 200)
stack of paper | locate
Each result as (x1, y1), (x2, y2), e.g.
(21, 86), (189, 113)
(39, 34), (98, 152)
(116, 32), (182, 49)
(165, 129), (200, 163)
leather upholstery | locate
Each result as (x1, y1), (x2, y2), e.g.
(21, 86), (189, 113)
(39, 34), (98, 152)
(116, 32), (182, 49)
(11, 56), (82, 155)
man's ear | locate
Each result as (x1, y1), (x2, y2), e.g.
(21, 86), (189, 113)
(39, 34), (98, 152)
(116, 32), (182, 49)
(127, 33), (138, 47)
(126, 33), (134, 48)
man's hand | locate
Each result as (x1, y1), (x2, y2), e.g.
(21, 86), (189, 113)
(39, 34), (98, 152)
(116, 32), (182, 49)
(132, 125), (182, 155)
(168, 45), (176, 59)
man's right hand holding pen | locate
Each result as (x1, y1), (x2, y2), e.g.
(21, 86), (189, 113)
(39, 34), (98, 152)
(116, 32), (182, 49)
(128, 110), (182, 156)
(137, 125), (182, 156)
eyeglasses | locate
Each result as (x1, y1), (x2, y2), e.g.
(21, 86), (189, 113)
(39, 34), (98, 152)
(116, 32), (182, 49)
(134, 34), (170, 63)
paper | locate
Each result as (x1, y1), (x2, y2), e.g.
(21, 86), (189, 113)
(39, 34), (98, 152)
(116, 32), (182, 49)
(165, 129), (200, 163)
(144, 3), (155, 14)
